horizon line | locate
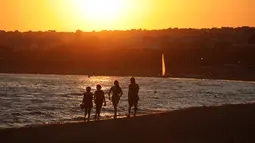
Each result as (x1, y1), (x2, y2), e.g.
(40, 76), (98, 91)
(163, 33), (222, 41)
(1, 26), (255, 33)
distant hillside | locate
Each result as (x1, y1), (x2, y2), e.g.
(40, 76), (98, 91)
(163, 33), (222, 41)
(0, 27), (255, 80)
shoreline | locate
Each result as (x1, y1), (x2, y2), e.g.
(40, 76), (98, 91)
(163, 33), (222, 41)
(1, 72), (255, 82)
(1, 103), (255, 143)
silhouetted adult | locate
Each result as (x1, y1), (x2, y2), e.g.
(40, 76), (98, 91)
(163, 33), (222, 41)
(108, 80), (123, 119)
(82, 86), (93, 121)
(94, 84), (106, 120)
(128, 77), (140, 117)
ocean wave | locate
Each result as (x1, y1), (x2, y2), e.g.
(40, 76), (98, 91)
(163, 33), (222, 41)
(28, 111), (43, 115)
(11, 113), (22, 116)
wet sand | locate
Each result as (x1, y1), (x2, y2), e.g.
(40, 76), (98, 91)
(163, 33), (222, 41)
(1, 103), (255, 143)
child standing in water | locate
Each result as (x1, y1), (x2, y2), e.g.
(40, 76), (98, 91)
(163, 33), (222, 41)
(82, 86), (93, 122)
(94, 84), (106, 120)
(108, 80), (123, 119)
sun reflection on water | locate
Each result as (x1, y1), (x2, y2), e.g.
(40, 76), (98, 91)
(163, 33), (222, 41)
(78, 76), (114, 91)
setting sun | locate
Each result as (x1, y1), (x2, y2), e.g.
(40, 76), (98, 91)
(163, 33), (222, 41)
(71, 0), (127, 24)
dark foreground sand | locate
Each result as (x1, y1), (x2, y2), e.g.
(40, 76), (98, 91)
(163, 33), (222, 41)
(1, 104), (255, 143)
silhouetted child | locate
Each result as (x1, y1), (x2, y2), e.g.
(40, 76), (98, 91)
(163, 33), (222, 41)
(82, 86), (93, 121)
(128, 77), (140, 117)
(108, 80), (123, 119)
(94, 84), (106, 120)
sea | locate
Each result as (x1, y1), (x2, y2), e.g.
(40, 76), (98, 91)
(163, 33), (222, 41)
(0, 73), (255, 129)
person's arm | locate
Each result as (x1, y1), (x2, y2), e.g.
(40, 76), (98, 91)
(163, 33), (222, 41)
(103, 91), (106, 106)
(94, 92), (97, 103)
(82, 94), (85, 104)
(108, 87), (112, 100)
(120, 88), (123, 97)
(137, 84), (140, 94)
(128, 84), (130, 96)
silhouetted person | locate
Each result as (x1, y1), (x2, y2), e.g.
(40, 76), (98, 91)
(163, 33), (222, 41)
(94, 84), (106, 120)
(108, 80), (123, 119)
(82, 86), (93, 122)
(128, 77), (140, 117)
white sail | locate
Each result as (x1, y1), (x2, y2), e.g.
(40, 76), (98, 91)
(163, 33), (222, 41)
(162, 54), (166, 76)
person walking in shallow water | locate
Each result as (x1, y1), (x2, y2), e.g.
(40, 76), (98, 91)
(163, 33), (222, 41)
(108, 80), (123, 119)
(94, 84), (106, 120)
(81, 86), (93, 122)
(128, 77), (140, 117)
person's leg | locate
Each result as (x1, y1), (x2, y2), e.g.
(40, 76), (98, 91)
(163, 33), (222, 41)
(98, 103), (102, 120)
(84, 108), (88, 121)
(112, 97), (117, 119)
(134, 101), (138, 117)
(128, 100), (132, 118)
(114, 105), (117, 119)
(113, 101), (118, 119)
(115, 98), (120, 118)
(95, 104), (98, 120)
(88, 108), (91, 121)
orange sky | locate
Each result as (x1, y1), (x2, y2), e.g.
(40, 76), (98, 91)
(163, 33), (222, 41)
(0, 0), (254, 32)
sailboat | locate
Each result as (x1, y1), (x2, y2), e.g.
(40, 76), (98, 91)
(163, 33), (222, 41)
(162, 53), (166, 76)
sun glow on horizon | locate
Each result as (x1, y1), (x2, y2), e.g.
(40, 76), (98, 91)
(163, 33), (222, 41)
(74, 0), (126, 21)
(52, 0), (153, 31)
(66, 0), (128, 30)
(1, 0), (255, 31)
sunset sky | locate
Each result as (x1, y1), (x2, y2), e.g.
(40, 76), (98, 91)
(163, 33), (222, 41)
(0, 0), (254, 32)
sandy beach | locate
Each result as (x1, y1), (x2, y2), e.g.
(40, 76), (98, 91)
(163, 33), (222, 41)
(1, 103), (255, 143)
